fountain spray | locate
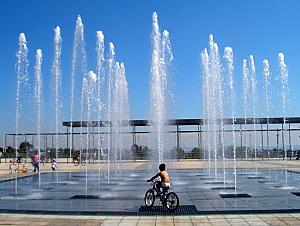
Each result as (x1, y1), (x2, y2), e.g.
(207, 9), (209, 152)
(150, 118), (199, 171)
(263, 59), (271, 177)
(96, 31), (105, 187)
(242, 59), (249, 172)
(71, 15), (87, 158)
(249, 55), (258, 175)
(51, 26), (62, 162)
(224, 47), (236, 193)
(34, 49), (43, 188)
(278, 52), (289, 188)
(15, 32), (28, 196)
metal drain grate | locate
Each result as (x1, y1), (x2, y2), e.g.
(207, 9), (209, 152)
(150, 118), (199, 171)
(291, 192), (300, 197)
(70, 195), (99, 199)
(246, 176), (266, 179)
(219, 193), (251, 198)
(211, 186), (235, 190)
(139, 205), (198, 215)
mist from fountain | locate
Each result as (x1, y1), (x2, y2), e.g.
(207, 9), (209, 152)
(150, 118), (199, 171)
(51, 26), (62, 162)
(34, 49), (43, 188)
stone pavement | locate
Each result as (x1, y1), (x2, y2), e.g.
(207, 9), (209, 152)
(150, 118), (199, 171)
(1, 213), (300, 225)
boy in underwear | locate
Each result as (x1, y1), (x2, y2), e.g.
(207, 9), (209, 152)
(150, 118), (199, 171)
(147, 163), (170, 201)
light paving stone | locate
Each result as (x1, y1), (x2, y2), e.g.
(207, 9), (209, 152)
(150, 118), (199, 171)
(193, 223), (213, 226)
(224, 215), (243, 219)
(229, 222), (250, 226)
(173, 216), (191, 220)
(156, 223), (174, 226)
(210, 223), (231, 226)
(208, 218), (229, 224)
(174, 223), (193, 226)
(119, 219), (138, 226)
(101, 219), (121, 224)
(137, 219), (155, 225)
(248, 222), (268, 226)
(226, 218), (247, 223)
(281, 220), (300, 225)
(156, 216), (174, 221)
(101, 223), (119, 226)
(138, 216), (156, 220)
(173, 218), (192, 223)
(207, 215), (226, 219)
(261, 220), (287, 226)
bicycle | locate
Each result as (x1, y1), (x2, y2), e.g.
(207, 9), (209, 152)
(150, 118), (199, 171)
(144, 180), (179, 212)
(73, 156), (86, 166)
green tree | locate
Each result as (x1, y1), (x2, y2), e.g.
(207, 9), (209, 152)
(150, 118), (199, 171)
(191, 147), (203, 159)
(18, 141), (33, 157)
(175, 147), (185, 160)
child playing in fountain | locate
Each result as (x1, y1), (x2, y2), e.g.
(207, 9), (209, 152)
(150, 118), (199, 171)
(9, 159), (16, 174)
(51, 157), (57, 172)
(147, 163), (171, 201)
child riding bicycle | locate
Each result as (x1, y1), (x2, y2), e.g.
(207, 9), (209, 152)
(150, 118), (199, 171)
(147, 163), (170, 201)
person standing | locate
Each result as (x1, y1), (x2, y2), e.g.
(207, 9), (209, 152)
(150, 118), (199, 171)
(0, 151), (2, 163)
(33, 152), (39, 172)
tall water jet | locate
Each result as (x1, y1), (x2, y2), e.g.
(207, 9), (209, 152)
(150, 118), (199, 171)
(224, 47), (236, 192)
(15, 33), (29, 161)
(96, 31), (105, 186)
(249, 55), (258, 175)
(51, 26), (62, 161)
(112, 62), (129, 174)
(263, 60), (271, 163)
(208, 34), (224, 180)
(81, 71), (97, 196)
(201, 49), (211, 177)
(149, 12), (173, 164)
(70, 15), (87, 157)
(242, 60), (249, 172)
(34, 49), (43, 187)
(107, 42), (115, 183)
(15, 32), (28, 196)
(278, 52), (289, 188)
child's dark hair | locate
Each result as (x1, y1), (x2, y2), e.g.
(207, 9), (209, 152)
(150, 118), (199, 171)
(159, 163), (166, 171)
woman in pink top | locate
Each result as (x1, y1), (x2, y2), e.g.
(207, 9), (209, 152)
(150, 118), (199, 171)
(33, 152), (39, 172)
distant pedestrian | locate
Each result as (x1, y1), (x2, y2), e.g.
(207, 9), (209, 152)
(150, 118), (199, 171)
(33, 152), (39, 172)
(51, 158), (57, 172)
(0, 151), (2, 163)
(9, 159), (16, 174)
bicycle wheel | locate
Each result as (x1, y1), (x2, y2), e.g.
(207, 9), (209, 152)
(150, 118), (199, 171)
(144, 189), (155, 207)
(81, 159), (86, 166)
(166, 192), (179, 212)
(74, 159), (79, 166)
(21, 158), (26, 165)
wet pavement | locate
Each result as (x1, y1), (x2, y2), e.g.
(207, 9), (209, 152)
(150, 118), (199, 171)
(0, 169), (300, 214)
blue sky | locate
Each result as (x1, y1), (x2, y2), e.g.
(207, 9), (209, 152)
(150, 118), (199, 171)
(1, 0), (300, 138)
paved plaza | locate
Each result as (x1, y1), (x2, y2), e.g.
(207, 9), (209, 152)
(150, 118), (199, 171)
(1, 213), (300, 225)
(0, 160), (300, 225)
